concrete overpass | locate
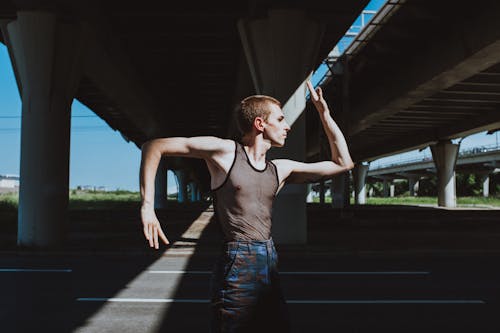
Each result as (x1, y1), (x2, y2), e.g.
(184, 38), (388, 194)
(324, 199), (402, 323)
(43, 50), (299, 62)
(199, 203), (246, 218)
(2, 0), (500, 248)
(366, 144), (500, 199)
(308, 0), (500, 210)
(0, 0), (369, 247)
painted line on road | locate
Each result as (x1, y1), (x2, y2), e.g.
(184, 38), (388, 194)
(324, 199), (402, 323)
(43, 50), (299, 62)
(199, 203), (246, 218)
(147, 270), (430, 276)
(77, 298), (485, 304)
(0, 268), (72, 272)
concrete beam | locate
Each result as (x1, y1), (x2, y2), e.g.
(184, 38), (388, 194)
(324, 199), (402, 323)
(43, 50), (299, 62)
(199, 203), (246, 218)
(350, 2), (500, 135)
(81, 25), (160, 138)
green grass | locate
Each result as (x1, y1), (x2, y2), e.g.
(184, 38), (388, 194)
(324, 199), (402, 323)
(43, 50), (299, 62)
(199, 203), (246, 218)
(313, 195), (500, 207)
(68, 190), (141, 209)
(0, 193), (18, 210)
(2, 191), (500, 210)
(0, 191), (143, 210)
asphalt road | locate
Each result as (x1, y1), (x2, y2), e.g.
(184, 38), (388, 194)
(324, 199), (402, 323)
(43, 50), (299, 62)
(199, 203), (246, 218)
(2, 249), (500, 333)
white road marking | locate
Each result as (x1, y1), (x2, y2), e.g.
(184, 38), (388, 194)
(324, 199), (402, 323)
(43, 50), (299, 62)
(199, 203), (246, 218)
(76, 298), (485, 304)
(0, 268), (72, 272)
(147, 270), (430, 276)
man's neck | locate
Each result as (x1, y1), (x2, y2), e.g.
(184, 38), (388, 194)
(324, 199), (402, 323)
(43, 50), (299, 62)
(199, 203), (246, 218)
(241, 134), (271, 164)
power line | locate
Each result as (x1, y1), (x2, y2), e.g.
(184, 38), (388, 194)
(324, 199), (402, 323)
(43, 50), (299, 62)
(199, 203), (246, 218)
(0, 126), (110, 131)
(0, 115), (99, 118)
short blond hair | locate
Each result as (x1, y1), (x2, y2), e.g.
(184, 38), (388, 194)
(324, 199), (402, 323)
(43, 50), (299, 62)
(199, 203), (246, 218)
(236, 95), (281, 134)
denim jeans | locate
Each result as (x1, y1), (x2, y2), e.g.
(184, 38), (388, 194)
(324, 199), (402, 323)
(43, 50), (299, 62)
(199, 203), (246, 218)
(210, 238), (290, 333)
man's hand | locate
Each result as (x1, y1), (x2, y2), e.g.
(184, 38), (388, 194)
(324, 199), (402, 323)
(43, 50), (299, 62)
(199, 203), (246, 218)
(306, 80), (329, 115)
(141, 205), (169, 249)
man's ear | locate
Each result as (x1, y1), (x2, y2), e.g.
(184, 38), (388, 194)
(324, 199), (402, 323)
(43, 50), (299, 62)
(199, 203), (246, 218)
(254, 116), (265, 132)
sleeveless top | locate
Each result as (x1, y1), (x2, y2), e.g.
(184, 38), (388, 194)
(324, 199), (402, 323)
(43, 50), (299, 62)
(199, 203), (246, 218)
(212, 141), (279, 241)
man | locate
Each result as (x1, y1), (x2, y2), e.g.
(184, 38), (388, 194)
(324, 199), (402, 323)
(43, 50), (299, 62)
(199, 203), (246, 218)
(140, 81), (354, 332)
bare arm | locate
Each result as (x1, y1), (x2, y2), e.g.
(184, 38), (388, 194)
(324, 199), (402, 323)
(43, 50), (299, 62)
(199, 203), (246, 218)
(140, 136), (232, 249)
(273, 81), (354, 188)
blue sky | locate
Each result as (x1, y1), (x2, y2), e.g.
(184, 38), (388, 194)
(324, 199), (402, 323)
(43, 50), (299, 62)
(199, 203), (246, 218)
(1, 0), (497, 191)
(0, 43), (177, 192)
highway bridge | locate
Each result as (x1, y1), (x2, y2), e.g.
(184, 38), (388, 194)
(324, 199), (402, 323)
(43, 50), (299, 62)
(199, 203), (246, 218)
(1, 0), (500, 247)
(367, 144), (500, 199)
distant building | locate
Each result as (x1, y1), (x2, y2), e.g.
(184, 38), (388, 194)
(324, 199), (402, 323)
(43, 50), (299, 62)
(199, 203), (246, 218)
(76, 185), (108, 191)
(0, 174), (20, 193)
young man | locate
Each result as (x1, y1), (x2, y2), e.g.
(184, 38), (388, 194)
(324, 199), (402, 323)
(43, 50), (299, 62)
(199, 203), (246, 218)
(140, 81), (354, 332)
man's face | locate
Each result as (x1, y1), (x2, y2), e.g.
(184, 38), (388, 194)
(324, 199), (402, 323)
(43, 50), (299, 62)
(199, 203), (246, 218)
(263, 103), (291, 147)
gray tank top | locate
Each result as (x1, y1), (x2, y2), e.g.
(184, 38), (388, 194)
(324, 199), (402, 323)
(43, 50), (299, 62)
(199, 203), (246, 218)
(212, 141), (279, 241)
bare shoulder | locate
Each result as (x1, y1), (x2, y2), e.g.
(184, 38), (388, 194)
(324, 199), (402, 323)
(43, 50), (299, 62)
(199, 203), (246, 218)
(270, 159), (296, 183)
(186, 136), (234, 155)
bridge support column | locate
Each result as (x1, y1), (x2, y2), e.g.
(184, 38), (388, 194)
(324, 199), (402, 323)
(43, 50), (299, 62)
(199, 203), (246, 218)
(238, 10), (322, 244)
(430, 140), (459, 207)
(190, 182), (198, 202)
(154, 157), (168, 209)
(319, 181), (325, 204)
(382, 179), (390, 198)
(482, 175), (490, 197)
(306, 184), (314, 203)
(331, 173), (350, 208)
(175, 170), (188, 203)
(408, 177), (419, 196)
(2, 12), (84, 247)
(353, 163), (369, 204)
(390, 184), (395, 197)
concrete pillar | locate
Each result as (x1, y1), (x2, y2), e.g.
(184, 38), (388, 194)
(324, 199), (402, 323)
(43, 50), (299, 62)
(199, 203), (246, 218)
(353, 163), (369, 204)
(390, 184), (395, 197)
(154, 157), (168, 209)
(408, 177), (417, 197)
(175, 170), (188, 203)
(331, 172), (350, 208)
(383, 179), (390, 198)
(319, 181), (325, 204)
(368, 187), (374, 197)
(190, 182), (198, 202)
(482, 174), (490, 198)
(2, 12), (84, 247)
(430, 140), (459, 207)
(238, 10), (323, 244)
(306, 184), (314, 203)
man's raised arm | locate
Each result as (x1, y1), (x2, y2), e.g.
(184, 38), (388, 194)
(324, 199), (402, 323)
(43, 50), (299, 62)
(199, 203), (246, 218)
(139, 136), (231, 249)
(273, 81), (354, 186)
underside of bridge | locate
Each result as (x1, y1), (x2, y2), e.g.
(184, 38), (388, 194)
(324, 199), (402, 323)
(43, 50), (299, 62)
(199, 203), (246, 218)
(334, 0), (500, 162)
(0, 0), (370, 246)
(2, 0), (500, 247)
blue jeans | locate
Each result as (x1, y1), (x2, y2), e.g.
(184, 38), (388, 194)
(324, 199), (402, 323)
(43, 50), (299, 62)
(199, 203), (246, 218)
(210, 238), (290, 333)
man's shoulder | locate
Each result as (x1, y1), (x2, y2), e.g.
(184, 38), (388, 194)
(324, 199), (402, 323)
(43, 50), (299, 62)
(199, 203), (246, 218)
(189, 136), (235, 153)
(270, 158), (299, 172)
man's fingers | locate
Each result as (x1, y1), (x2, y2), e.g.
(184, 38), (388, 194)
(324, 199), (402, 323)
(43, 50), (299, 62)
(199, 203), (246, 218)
(148, 224), (154, 247)
(316, 87), (323, 100)
(154, 228), (159, 249)
(158, 228), (170, 245)
(143, 226), (150, 240)
(306, 80), (319, 100)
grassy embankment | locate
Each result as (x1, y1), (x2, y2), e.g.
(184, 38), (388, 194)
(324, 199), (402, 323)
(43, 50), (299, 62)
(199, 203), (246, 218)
(1, 191), (499, 209)
(314, 195), (500, 207)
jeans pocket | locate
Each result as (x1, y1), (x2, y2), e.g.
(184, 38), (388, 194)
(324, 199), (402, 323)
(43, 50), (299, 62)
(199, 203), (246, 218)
(223, 244), (240, 280)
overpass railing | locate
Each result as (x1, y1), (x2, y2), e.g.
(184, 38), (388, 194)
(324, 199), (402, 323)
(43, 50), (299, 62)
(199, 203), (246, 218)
(371, 143), (500, 171)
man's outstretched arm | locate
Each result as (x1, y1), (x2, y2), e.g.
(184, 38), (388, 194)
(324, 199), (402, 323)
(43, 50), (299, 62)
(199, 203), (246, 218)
(273, 81), (354, 186)
(140, 136), (232, 249)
